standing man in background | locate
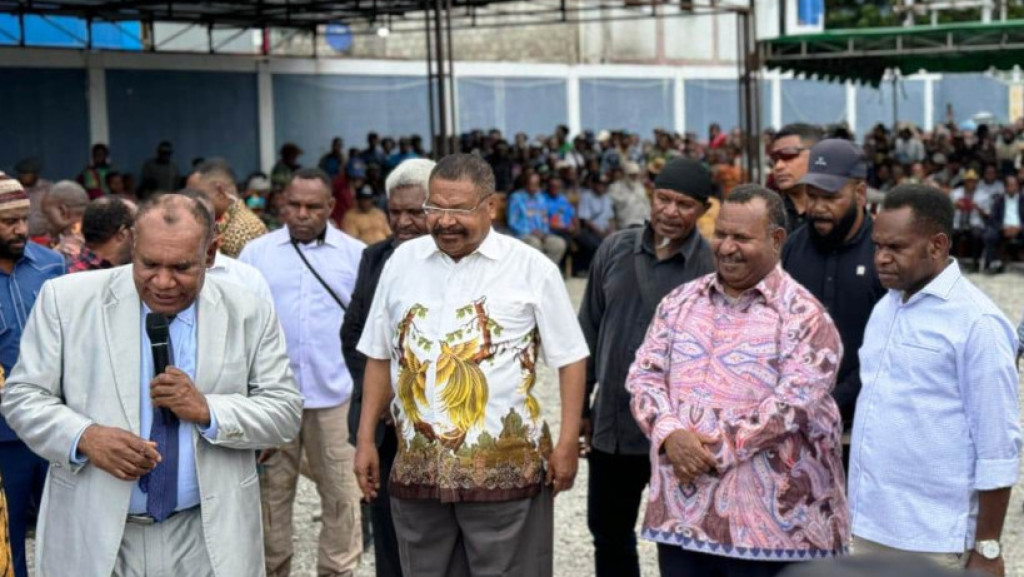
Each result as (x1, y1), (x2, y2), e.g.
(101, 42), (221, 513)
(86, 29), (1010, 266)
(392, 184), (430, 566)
(187, 158), (268, 258)
(40, 180), (90, 264)
(0, 174), (64, 577)
(67, 197), (135, 273)
(770, 123), (823, 232)
(579, 157), (715, 577)
(241, 168), (365, 577)
(782, 140), (886, 467)
(343, 158), (435, 577)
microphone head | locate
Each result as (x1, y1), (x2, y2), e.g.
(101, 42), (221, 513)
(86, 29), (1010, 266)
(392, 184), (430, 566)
(145, 313), (171, 345)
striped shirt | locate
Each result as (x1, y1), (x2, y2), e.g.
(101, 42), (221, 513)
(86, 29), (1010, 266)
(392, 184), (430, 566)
(850, 260), (1021, 553)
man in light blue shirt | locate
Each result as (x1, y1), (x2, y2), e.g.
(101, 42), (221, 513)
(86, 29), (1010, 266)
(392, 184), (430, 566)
(851, 184), (1020, 575)
(240, 167), (366, 577)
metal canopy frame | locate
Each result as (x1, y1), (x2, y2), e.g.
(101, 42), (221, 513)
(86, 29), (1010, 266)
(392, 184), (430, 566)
(761, 19), (1024, 86)
(0, 0), (762, 179)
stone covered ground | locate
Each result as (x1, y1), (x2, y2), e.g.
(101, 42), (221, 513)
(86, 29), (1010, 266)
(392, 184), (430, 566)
(26, 271), (1024, 576)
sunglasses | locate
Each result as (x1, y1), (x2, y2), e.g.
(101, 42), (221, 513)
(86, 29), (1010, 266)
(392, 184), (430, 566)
(770, 147), (806, 163)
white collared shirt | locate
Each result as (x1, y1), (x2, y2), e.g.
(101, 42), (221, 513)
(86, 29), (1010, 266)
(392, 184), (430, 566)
(240, 226), (365, 408)
(1004, 194), (1021, 228)
(207, 251), (273, 304)
(357, 229), (589, 501)
(850, 260), (1021, 553)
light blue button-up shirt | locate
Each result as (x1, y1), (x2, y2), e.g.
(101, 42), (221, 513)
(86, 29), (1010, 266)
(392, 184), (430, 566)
(850, 260), (1021, 553)
(238, 226), (363, 409)
(70, 302), (217, 514)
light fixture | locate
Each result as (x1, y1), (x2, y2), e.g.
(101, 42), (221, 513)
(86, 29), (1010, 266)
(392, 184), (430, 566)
(376, 26), (390, 38)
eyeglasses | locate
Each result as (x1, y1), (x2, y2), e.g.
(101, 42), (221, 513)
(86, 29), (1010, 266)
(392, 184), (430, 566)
(422, 195), (492, 218)
(769, 147), (806, 163)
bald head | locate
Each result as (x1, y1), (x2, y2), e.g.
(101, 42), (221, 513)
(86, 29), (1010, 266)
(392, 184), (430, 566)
(42, 180), (90, 235)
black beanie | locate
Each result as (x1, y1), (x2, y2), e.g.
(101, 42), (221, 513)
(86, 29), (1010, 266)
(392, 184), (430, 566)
(653, 157), (713, 204)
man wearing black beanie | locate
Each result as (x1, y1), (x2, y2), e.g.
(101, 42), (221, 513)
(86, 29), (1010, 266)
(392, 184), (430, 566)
(578, 157), (715, 577)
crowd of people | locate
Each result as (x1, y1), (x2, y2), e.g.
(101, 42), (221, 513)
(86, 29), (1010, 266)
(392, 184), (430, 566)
(0, 113), (1018, 577)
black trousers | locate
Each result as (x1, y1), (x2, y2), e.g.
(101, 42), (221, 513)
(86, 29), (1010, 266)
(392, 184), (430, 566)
(657, 544), (793, 577)
(372, 426), (402, 577)
(587, 449), (650, 577)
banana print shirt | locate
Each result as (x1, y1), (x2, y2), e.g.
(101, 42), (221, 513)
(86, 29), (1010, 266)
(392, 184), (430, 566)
(358, 230), (589, 502)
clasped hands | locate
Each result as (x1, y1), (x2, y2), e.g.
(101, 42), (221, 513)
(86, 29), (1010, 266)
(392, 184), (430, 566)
(663, 429), (718, 485)
(78, 367), (210, 481)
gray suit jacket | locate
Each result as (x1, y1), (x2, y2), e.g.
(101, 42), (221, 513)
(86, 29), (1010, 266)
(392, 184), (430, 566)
(0, 266), (303, 577)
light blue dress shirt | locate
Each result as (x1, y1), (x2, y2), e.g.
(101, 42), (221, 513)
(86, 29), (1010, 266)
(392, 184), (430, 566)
(238, 226), (363, 409)
(72, 302), (218, 514)
(850, 260), (1021, 553)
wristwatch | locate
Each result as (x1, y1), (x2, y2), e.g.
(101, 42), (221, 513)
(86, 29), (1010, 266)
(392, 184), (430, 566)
(975, 539), (1001, 560)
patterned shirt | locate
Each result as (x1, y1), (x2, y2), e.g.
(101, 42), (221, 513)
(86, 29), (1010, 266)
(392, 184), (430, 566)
(850, 260), (1020, 553)
(358, 231), (589, 503)
(627, 266), (849, 562)
(218, 199), (268, 258)
(506, 190), (551, 237)
(66, 246), (112, 273)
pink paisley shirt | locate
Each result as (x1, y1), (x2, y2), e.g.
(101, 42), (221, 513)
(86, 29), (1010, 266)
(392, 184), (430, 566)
(627, 266), (849, 562)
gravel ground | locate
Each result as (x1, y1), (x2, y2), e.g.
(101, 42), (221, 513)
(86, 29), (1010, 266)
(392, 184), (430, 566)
(24, 270), (1024, 576)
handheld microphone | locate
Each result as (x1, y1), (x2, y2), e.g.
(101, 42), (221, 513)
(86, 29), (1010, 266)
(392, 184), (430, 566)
(145, 313), (173, 421)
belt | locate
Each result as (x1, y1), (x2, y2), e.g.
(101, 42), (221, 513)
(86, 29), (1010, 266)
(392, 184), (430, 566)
(126, 506), (198, 525)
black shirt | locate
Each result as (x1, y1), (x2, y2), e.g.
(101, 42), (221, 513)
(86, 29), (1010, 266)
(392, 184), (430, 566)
(783, 192), (808, 233)
(342, 237), (397, 446)
(781, 216), (886, 429)
(578, 225), (715, 455)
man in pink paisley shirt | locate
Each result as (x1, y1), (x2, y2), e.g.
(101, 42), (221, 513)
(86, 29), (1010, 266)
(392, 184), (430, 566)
(627, 184), (849, 577)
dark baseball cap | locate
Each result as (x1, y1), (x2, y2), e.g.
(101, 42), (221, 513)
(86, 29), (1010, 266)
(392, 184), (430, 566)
(798, 139), (868, 194)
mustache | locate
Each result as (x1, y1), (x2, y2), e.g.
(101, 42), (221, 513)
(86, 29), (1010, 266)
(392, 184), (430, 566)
(431, 223), (467, 236)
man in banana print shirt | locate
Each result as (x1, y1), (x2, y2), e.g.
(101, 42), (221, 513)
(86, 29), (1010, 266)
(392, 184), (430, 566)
(354, 154), (589, 577)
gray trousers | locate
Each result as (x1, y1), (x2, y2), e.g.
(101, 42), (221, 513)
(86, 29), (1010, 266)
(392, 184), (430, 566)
(391, 487), (553, 577)
(113, 509), (214, 577)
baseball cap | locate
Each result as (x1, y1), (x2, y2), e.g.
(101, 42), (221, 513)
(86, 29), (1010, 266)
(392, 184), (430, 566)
(356, 184), (375, 199)
(798, 139), (868, 194)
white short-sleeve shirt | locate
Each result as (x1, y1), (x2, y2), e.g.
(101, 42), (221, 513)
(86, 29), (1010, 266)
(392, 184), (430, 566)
(358, 229), (589, 502)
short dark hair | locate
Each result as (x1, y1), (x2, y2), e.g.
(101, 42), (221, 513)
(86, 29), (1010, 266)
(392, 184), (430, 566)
(725, 184), (788, 231)
(175, 188), (216, 228)
(289, 167), (332, 193)
(82, 197), (134, 245)
(104, 170), (122, 185)
(881, 184), (954, 238)
(194, 157), (236, 184)
(775, 123), (823, 146)
(136, 193), (214, 249)
(430, 153), (496, 198)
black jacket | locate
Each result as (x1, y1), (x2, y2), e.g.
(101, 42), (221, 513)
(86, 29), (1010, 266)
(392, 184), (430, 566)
(781, 215), (886, 429)
(987, 193), (1024, 231)
(342, 238), (397, 446)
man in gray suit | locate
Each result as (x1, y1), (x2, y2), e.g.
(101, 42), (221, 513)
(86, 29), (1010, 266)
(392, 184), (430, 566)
(0, 194), (303, 577)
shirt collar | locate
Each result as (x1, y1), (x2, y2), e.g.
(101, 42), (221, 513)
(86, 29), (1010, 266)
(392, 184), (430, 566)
(907, 258), (960, 303)
(635, 223), (702, 263)
(141, 301), (197, 327)
(279, 224), (342, 248)
(209, 251), (228, 271)
(704, 263), (784, 304)
(418, 228), (501, 262)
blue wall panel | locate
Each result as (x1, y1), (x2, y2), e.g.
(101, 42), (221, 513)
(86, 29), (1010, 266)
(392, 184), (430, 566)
(0, 68), (89, 181)
(933, 73), (1008, 126)
(275, 74), (429, 162)
(685, 79), (739, 136)
(855, 80), (926, 135)
(580, 78), (673, 136)
(457, 77), (567, 137)
(684, 79), (772, 136)
(107, 69), (260, 181)
(781, 78), (847, 126)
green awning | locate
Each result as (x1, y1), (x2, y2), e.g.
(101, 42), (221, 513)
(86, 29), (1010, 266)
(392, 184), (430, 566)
(761, 20), (1024, 85)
